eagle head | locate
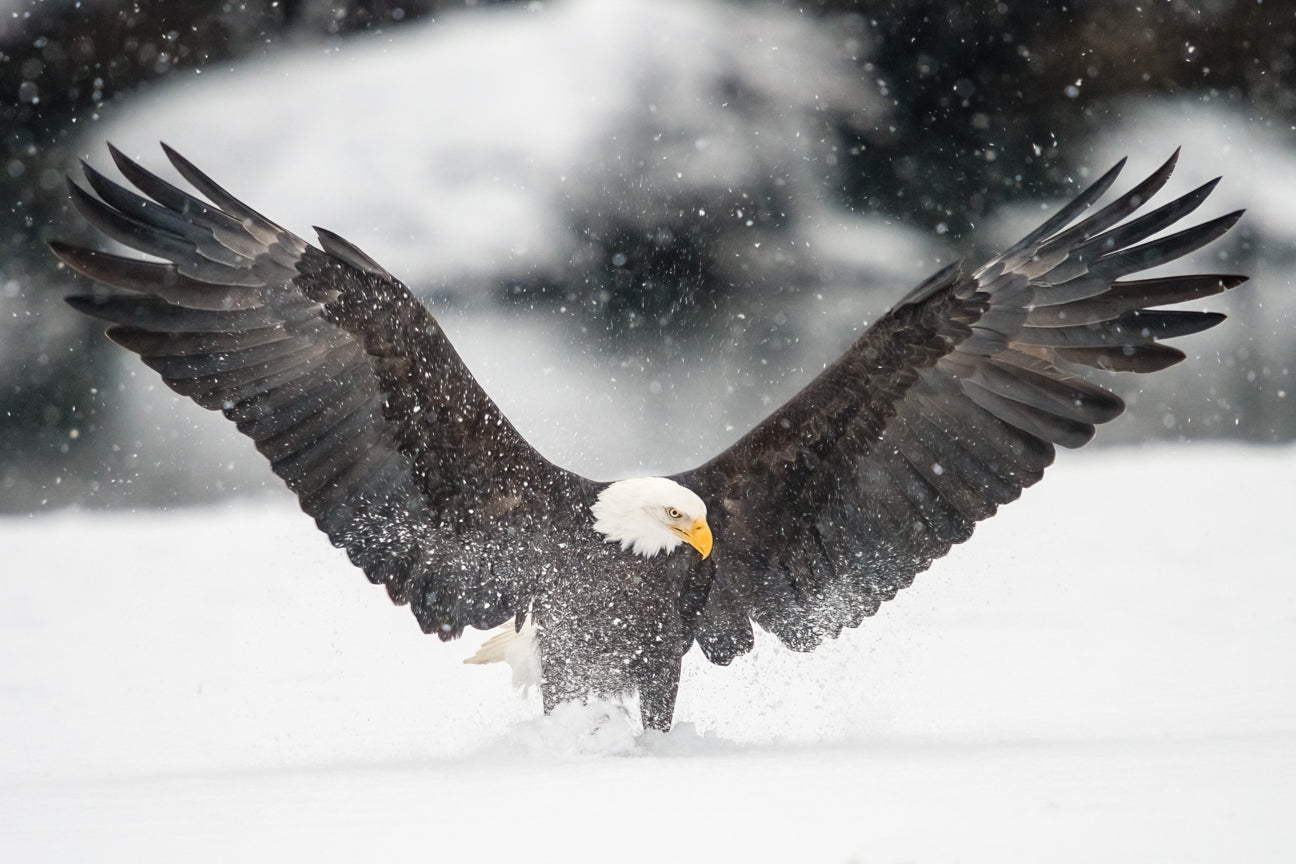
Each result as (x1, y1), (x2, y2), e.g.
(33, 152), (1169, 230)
(591, 477), (713, 560)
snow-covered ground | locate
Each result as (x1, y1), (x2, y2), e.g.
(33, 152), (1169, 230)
(3, 445), (1294, 861)
(7, 0), (1292, 856)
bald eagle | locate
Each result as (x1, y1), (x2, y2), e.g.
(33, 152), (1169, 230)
(54, 145), (1244, 732)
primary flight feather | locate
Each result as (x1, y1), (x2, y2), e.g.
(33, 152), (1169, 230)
(53, 144), (1245, 731)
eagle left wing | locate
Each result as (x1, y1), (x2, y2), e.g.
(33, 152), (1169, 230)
(53, 144), (585, 639)
(674, 151), (1246, 664)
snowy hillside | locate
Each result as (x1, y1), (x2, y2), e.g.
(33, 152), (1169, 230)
(14, 0), (1284, 517)
(37, 0), (923, 500)
(3, 445), (1294, 861)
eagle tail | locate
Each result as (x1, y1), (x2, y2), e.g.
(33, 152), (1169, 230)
(465, 618), (541, 692)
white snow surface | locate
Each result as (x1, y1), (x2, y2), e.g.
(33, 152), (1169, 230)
(4, 444), (1294, 861)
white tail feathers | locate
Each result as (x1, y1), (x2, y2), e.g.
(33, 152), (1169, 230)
(465, 618), (541, 692)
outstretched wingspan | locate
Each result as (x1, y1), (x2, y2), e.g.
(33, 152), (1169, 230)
(678, 151), (1246, 663)
(53, 144), (584, 638)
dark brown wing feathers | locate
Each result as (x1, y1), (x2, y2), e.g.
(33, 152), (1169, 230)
(677, 150), (1245, 662)
(56, 145), (1244, 669)
(54, 145), (577, 639)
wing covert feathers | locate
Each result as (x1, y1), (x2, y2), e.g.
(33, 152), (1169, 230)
(677, 151), (1245, 663)
(54, 145), (575, 641)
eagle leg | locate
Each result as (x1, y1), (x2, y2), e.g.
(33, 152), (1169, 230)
(636, 656), (683, 733)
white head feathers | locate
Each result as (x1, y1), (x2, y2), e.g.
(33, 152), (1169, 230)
(591, 477), (711, 560)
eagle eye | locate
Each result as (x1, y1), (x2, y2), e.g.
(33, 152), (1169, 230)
(666, 507), (682, 520)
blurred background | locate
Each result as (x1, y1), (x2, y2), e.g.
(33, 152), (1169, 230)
(1, 0), (1292, 512)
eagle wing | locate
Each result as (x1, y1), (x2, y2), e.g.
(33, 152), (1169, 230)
(674, 151), (1246, 663)
(53, 144), (582, 639)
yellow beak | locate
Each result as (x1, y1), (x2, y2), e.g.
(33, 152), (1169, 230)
(673, 517), (713, 560)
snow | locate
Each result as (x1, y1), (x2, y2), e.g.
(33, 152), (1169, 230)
(3, 445), (1294, 861)
(79, 0), (879, 290)
(16, 0), (1294, 854)
(1091, 99), (1296, 241)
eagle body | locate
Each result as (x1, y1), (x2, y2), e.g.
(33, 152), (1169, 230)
(488, 478), (710, 729)
(54, 145), (1246, 732)
(534, 534), (698, 728)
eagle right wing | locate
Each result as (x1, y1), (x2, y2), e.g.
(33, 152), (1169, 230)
(53, 144), (581, 639)
(675, 151), (1246, 663)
